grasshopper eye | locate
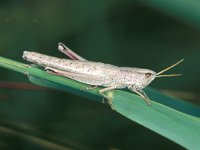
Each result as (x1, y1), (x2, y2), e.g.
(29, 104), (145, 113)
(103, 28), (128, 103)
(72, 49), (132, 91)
(145, 73), (152, 78)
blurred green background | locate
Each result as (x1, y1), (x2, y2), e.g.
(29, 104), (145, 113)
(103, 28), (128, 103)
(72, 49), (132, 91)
(0, 0), (200, 149)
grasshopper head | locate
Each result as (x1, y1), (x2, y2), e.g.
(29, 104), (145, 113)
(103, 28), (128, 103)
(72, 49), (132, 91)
(132, 69), (156, 89)
(131, 59), (184, 89)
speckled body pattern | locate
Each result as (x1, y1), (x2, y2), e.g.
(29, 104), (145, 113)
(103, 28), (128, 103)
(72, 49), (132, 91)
(22, 43), (183, 106)
(22, 51), (156, 90)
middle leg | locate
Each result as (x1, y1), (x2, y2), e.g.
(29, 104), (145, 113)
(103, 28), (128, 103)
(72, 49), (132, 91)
(99, 85), (125, 109)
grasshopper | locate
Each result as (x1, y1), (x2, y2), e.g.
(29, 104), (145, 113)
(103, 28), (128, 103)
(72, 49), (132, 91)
(22, 43), (183, 107)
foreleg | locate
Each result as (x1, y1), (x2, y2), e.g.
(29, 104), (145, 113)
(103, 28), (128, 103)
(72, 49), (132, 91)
(128, 86), (152, 106)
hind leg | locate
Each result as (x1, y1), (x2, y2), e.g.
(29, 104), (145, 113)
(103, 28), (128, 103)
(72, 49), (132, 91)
(58, 42), (87, 61)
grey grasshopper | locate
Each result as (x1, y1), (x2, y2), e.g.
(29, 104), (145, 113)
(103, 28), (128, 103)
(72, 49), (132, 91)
(22, 43), (183, 107)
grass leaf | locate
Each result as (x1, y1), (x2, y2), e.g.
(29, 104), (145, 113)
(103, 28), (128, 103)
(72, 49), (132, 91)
(0, 56), (200, 149)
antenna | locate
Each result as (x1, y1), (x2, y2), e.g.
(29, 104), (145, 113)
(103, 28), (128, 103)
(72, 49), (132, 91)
(156, 59), (184, 77)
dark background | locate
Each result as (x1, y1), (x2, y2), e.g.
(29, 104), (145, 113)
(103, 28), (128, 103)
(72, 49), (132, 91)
(0, 0), (199, 149)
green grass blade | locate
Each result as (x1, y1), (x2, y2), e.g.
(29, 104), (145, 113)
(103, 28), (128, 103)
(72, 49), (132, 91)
(112, 91), (200, 150)
(0, 56), (200, 149)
